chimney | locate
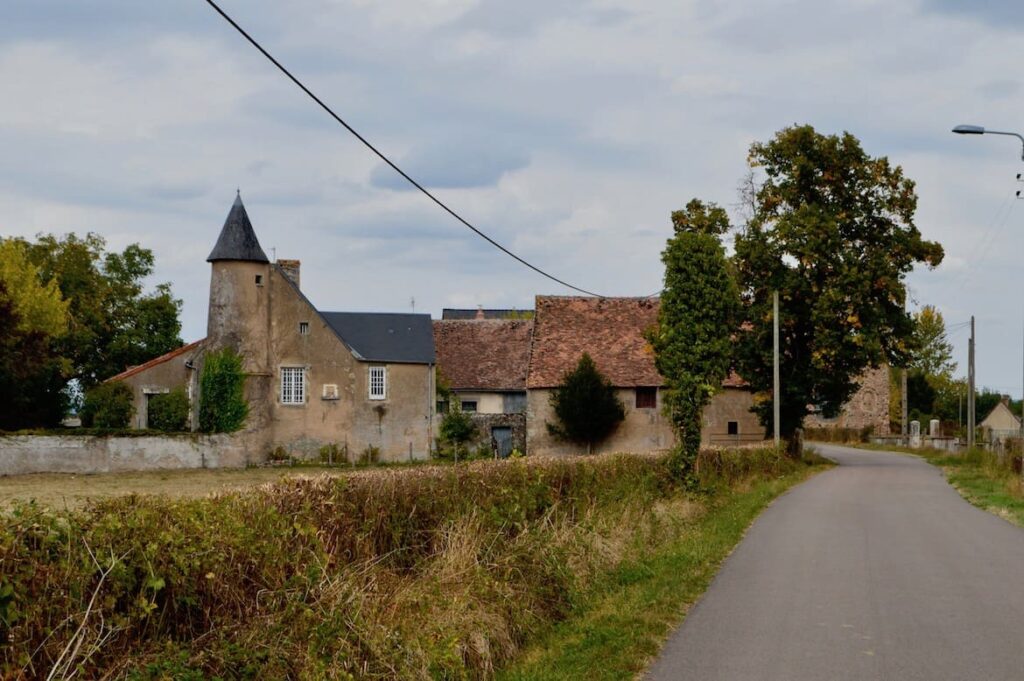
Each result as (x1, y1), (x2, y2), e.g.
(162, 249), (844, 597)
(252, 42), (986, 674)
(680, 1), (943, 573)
(278, 259), (300, 289)
(475, 305), (485, 320)
(1002, 394), (1011, 406)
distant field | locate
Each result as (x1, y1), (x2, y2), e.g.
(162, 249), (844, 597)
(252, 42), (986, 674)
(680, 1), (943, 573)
(0, 465), (356, 509)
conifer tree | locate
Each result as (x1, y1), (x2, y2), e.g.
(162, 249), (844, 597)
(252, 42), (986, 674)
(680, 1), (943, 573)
(547, 353), (624, 453)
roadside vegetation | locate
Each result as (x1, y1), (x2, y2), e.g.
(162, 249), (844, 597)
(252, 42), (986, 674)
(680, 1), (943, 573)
(0, 447), (823, 679)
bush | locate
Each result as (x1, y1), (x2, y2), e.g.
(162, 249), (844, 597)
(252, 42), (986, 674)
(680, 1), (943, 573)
(438, 408), (476, 459)
(318, 443), (346, 465)
(80, 382), (134, 429)
(198, 348), (248, 433)
(357, 444), (380, 465)
(147, 388), (189, 432)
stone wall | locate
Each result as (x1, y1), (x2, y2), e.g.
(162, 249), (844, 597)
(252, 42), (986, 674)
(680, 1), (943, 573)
(804, 366), (891, 435)
(467, 413), (527, 455)
(0, 433), (258, 476)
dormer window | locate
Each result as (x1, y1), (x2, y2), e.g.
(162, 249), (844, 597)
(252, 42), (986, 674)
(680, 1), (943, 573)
(255, 274), (263, 286)
(299, 321), (309, 335)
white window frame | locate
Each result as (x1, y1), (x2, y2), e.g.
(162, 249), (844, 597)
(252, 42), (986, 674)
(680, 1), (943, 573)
(368, 366), (387, 400)
(280, 366), (306, 405)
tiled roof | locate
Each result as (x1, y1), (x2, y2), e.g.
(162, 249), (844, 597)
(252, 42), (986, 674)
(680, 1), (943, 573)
(107, 339), (205, 382)
(527, 296), (663, 388)
(433, 319), (533, 391)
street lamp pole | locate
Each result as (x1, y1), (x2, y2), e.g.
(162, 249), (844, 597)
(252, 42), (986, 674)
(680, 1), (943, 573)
(952, 124), (1024, 449)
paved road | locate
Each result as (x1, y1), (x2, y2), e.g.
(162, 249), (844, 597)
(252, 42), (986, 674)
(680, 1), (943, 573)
(646, 444), (1024, 681)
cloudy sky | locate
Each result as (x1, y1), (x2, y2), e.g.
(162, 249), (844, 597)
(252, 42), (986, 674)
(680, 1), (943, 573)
(2, 0), (1023, 393)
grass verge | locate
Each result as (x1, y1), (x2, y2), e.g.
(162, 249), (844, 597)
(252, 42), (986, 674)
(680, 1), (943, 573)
(497, 470), (815, 681)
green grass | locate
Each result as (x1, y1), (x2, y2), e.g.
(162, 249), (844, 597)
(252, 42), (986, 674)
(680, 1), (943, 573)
(844, 442), (1024, 526)
(497, 468), (820, 680)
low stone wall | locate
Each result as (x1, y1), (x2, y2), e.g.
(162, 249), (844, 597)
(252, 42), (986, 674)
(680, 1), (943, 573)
(468, 413), (527, 455)
(0, 433), (259, 476)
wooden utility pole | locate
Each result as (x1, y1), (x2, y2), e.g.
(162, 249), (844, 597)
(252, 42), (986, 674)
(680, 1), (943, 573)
(773, 290), (780, 447)
(968, 315), (976, 449)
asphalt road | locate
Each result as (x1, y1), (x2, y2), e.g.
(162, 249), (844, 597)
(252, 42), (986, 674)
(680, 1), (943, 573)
(646, 443), (1024, 681)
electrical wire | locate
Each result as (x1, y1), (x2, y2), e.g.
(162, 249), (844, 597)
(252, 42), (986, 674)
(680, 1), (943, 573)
(203, 0), (603, 298)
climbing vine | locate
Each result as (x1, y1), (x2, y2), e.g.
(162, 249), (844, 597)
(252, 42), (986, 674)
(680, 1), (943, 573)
(198, 348), (248, 433)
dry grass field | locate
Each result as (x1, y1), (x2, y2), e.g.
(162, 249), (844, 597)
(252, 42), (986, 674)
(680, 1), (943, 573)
(0, 465), (356, 509)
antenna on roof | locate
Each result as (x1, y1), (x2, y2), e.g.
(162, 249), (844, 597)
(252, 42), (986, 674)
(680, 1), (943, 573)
(410, 297), (415, 312)
(271, 247), (277, 262)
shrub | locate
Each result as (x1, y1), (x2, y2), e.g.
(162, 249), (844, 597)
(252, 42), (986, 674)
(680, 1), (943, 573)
(438, 407), (476, 459)
(80, 382), (134, 428)
(198, 348), (248, 433)
(546, 353), (624, 453)
(357, 444), (380, 465)
(319, 443), (346, 465)
(147, 388), (189, 432)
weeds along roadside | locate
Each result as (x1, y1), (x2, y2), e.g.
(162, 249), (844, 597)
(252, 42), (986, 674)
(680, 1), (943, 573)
(1, 447), (813, 679)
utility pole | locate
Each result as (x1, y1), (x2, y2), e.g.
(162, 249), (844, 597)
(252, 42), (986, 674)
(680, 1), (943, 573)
(968, 315), (976, 449)
(773, 290), (780, 448)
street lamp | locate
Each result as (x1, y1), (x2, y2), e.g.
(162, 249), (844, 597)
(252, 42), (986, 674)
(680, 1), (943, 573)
(952, 124), (1024, 161)
(952, 122), (1024, 453)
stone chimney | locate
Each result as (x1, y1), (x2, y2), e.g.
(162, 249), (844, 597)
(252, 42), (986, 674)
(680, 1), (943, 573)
(1002, 394), (1011, 406)
(278, 259), (300, 289)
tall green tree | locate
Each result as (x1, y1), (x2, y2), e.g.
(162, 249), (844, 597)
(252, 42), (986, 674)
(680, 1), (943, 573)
(22, 233), (183, 387)
(547, 354), (625, 453)
(0, 283), (69, 429)
(909, 305), (955, 377)
(649, 199), (739, 465)
(734, 125), (943, 440)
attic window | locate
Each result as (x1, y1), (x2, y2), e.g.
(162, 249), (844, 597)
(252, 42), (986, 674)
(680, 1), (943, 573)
(299, 321), (310, 335)
(727, 421), (739, 436)
(635, 387), (657, 409)
(255, 274), (263, 286)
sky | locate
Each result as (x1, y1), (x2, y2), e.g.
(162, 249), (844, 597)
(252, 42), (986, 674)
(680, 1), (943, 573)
(1, 0), (1023, 393)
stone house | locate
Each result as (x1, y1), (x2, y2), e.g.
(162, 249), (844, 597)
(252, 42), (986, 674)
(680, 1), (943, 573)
(980, 397), (1020, 445)
(110, 194), (436, 463)
(432, 318), (533, 456)
(525, 296), (765, 456)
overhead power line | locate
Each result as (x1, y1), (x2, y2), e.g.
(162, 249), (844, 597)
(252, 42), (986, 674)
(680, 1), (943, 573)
(203, 0), (603, 298)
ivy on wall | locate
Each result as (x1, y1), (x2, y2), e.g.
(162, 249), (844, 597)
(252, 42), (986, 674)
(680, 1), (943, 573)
(198, 348), (248, 433)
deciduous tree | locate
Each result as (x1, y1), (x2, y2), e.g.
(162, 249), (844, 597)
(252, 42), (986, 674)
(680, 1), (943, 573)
(734, 125), (943, 441)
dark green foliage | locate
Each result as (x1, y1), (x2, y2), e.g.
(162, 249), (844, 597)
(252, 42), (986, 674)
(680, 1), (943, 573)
(81, 382), (134, 428)
(0, 283), (68, 430)
(198, 348), (248, 433)
(438, 406), (477, 458)
(650, 200), (739, 478)
(146, 388), (189, 432)
(733, 125), (943, 440)
(547, 354), (625, 453)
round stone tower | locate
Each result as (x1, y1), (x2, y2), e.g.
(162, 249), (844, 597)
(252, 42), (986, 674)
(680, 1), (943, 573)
(205, 192), (273, 436)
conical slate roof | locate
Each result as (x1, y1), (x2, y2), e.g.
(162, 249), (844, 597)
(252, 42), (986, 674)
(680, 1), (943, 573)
(207, 193), (270, 263)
